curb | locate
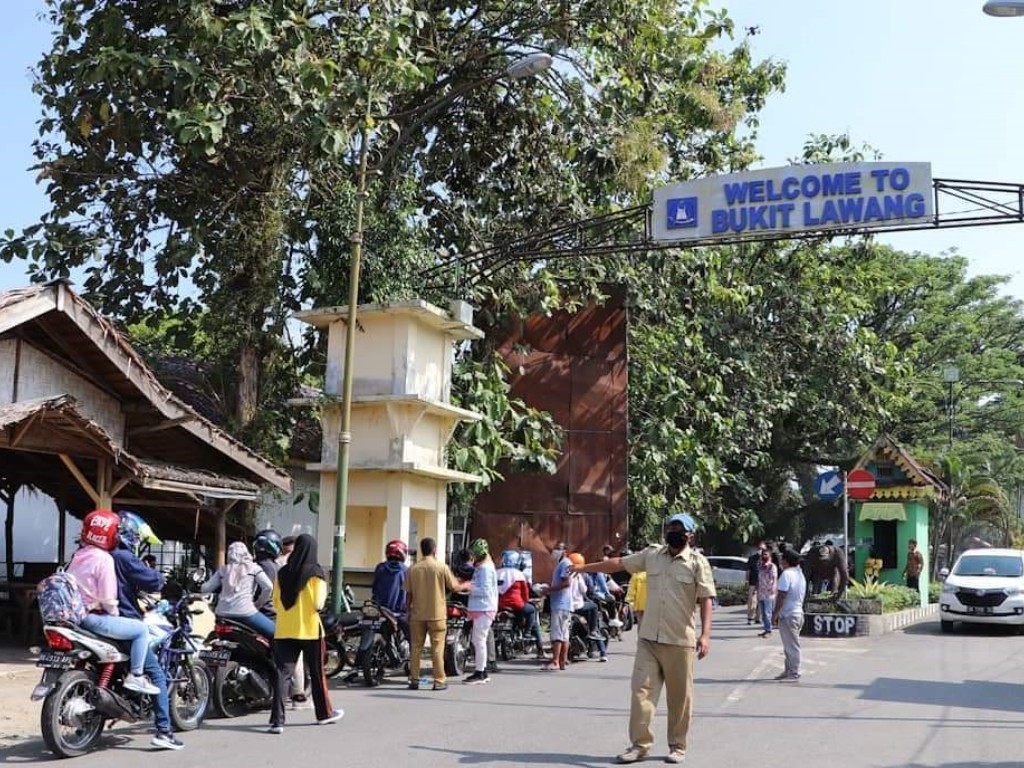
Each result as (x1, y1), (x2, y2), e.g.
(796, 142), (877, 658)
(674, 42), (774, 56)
(867, 603), (938, 635)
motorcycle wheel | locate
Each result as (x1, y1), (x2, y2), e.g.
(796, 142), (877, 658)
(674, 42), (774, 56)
(211, 661), (254, 719)
(323, 637), (346, 679)
(621, 607), (634, 633)
(444, 632), (468, 677)
(40, 670), (106, 758)
(169, 659), (210, 731)
(362, 637), (387, 687)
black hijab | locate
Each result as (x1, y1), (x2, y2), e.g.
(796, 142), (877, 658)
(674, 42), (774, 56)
(277, 533), (327, 610)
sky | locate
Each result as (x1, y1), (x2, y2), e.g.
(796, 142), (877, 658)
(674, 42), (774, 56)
(1, 1), (1023, 297)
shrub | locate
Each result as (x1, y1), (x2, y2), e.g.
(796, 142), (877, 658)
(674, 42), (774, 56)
(716, 584), (748, 606)
(928, 581), (941, 604)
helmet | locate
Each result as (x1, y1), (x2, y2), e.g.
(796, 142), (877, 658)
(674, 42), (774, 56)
(117, 510), (161, 556)
(82, 509), (120, 551)
(385, 539), (409, 561)
(501, 550), (524, 569)
(568, 552), (585, 567)
(253, 529), (283, 560)
(469, 538), (489, 559)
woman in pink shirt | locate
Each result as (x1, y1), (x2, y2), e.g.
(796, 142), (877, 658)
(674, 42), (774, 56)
(66, 510), (158, 695)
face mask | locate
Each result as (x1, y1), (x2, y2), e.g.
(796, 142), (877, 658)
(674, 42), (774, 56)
(551, 548), (564, 562)
(665, 531), (686, 549)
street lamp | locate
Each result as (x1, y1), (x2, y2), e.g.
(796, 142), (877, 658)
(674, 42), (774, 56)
(943, 366), (1024, 448)
(983, 1), (1024, 16)
(329, 52), (552, 613)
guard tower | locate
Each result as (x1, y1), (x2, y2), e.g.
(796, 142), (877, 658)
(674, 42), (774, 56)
(295, 300), (483, 571)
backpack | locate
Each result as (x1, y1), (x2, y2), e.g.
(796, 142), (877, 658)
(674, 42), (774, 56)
(37, 569), (88, 625)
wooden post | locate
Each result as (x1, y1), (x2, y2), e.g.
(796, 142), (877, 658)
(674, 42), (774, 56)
(214, 503), (227, 569)
(97, 459), (112, 509)
(57, 474), (67, 565)
(2, 484), (14, 584)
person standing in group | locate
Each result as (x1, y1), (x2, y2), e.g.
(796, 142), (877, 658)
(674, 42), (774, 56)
(572, 513), (715, 765)
(771, 549), (807, 682)
(745, 544), (762, 625)
(756, 546), (778, 638)
(542, 541), (574, 672)
(404, 537), (460, 691)
(267, 534), (342, 733)
(903, 539), (924, 591)
(455, 539), (497, 685)
(625, 569), (647, 627)
(201, 541), (275, 640)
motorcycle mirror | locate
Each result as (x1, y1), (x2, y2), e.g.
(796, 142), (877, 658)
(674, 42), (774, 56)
(189, 566), (207, 584)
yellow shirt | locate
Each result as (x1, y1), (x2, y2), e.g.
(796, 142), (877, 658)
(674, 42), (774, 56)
(272, 576), (327, 640)
(622, 545), (716, 647)
(625, 570), (648, 612)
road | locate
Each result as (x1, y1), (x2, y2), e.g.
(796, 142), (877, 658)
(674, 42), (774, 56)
(5, 606), (1023, 767)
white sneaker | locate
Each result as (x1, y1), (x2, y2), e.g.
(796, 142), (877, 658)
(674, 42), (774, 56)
(124, 674), (159, 695)
(316, 709), (344, 725)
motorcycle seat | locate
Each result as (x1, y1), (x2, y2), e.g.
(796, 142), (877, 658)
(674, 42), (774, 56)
(48, 622), (134, 652)
(322, 611), (361, 630)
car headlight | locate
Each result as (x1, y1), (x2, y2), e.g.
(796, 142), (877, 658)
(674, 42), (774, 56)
(941, 583), (956, 594)
(1004, 586), (1023, 596)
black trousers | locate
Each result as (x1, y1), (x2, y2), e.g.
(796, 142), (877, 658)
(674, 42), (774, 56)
(271, 638), (333, 726)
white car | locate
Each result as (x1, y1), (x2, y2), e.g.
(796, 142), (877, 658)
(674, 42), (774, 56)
(939, 548), (1024, 632)
(705, 555), (750, 587)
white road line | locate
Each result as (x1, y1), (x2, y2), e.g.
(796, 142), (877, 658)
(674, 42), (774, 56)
(721, 652), (780, 709)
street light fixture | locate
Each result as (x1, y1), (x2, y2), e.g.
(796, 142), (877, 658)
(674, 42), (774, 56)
(983, 0), (1024, 16)
(329, 52), (552, 613)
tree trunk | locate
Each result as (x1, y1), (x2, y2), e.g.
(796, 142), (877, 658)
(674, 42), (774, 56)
(4, 486), (15, 584)
(235, 342), (260, 428)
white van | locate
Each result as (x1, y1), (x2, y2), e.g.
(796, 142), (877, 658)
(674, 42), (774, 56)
(939, 548), (1024, 633)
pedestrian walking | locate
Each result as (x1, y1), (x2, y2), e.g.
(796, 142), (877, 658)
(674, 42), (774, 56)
(572, 513), (715, 765)
(771, 549), (807, 682)
(756, 546), (778, 638)
(267, 533), (343, 733)
(405, 537), (459, 691)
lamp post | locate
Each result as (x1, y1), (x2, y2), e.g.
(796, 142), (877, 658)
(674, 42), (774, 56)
(329, 53), (552, 613)
(942, 365), (1024, 448)
(983, 1), (1024, 16)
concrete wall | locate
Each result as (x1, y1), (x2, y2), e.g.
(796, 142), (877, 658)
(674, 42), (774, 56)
(253, 468), (319, 540)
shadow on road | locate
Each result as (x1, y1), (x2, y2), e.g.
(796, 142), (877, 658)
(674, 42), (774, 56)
(890, 764), (1024, 768)
(411, 744), (613, 767)
(843, 677), (1024, 713)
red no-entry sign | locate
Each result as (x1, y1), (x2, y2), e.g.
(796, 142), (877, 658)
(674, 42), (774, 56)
(847, 469), (876, 501)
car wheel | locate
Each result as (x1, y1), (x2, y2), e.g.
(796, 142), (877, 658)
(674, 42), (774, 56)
(940, 619), (955, 634)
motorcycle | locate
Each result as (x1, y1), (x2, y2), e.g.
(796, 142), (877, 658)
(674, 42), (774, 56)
(443, 600), (473, 677)
(321, 585), (361, 679)
(202, 617), (276, 718)
(353, 601), (410, 687)
(33, 591), (211, 758)
(598, 596), (630, 641)
(566, 611), (609, 662)
(492, 608), (529, 661)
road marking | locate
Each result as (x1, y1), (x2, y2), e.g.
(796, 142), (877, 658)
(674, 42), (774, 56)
(721, 652), (779, 709)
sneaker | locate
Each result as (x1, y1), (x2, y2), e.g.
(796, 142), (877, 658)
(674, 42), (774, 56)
(124, 674), (159, 696)
(150, 731), (184, 750)
(665, 745), (686, 763)
(317, 709), (344, 725)
(599, 655), (609, 663)
(588, 633), (604, 641)
(408, 680), (420, 690)
(486, 663), (499, 674)
(616, 745), (650, 764)
(463, 671), (489, 685)
(432, 681), (448, 691)
(266, 725), (284, 735)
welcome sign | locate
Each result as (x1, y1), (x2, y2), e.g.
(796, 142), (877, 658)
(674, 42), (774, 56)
(652, 162), (933, 242)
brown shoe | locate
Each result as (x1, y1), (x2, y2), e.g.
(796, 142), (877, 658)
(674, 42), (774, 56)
(617, 745), (650, 764)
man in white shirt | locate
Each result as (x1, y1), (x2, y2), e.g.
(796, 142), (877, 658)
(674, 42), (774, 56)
(771, 549), (807, 682)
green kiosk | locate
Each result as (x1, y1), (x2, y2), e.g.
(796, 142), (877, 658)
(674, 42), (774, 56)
(852, 436), (946, 608)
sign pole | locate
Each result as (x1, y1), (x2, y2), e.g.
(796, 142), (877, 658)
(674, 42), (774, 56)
(842, 470), (850, 599)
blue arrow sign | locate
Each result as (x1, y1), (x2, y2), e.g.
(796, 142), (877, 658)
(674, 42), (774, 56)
(815, 470), (844, 500)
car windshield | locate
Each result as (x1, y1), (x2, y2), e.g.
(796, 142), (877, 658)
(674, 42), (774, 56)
(953, 555), (1024, 578)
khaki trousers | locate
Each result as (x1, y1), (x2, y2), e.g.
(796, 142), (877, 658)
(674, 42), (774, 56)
(746, 585), (759, 621)
(409, 619), (448, 684)
(629, 638), (695, 751)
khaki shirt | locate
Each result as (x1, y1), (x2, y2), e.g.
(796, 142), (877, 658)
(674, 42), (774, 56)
(622, 545), (716, 647)
(404, 557), (459, 622)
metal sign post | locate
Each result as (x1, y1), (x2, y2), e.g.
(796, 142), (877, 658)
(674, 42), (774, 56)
(842, 470), (850, 599)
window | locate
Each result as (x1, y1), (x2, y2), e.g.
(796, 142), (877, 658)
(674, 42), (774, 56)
(873, 520), (898, 569)
(954, 555), (1024, 578)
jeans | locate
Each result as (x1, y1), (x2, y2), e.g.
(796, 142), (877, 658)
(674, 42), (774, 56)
(758, 597), (775, 634)
(81, 613), (150, 675)
(231, 611), (275, 640)
(517, 603), (543, 648)
(144, 647), (171, 733)
(576, 601), (600, 635)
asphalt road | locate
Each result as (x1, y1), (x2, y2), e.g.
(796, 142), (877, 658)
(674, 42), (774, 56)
(6, 606), (1023, 767)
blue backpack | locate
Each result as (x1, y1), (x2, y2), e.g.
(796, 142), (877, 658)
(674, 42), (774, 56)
(37, 568), (87, 625)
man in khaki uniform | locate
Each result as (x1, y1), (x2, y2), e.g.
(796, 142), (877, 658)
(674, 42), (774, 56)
(573, 513), (715, 765)
(404, 537), (459, 691)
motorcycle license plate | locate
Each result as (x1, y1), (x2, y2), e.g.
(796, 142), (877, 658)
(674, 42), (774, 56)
(199, 649), (232, 666)
(360, 619), (381, 629)
(36, 651), (74, 669)
(447, 619), (464, 629)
